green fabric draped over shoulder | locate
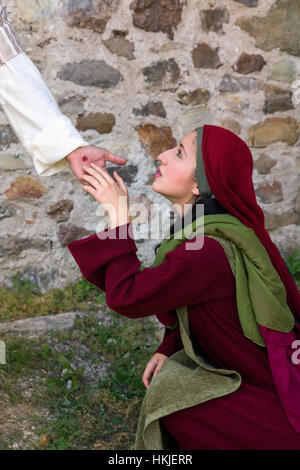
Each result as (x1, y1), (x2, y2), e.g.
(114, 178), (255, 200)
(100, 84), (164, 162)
(133, 213), (295, 450)
(152, 213), (294, 346)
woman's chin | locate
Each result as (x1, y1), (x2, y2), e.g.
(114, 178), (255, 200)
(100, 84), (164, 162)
(151, 179), (161, 193)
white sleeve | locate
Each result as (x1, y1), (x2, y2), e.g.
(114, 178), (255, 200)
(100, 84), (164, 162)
(0, 5), (89, 176)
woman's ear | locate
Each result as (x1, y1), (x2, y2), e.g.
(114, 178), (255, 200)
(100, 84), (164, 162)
(192, 185), (200, 196)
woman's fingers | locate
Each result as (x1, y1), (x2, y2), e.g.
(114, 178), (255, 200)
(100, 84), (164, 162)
(113, 171), (127, 193)
(143, 358), (159, 388)
(82, 185), (96, 194)
(83, 164), (109, 185)
(81, 174), (101, 191)
(90, 163), (116, 185)
(143, 354), (168, 388)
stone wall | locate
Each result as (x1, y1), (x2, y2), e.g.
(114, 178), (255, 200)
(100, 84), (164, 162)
(0, 0), (299, 291)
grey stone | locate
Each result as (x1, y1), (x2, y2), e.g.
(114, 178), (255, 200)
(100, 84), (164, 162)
(221, 95), (249, 113)
(61, 0), (93, 14)
(294, 192), (300, 213)
(253, 153), (277, 174)
(236, 0), (300, 57)
(76, 112), (116, 134)
(176, 107), (214, 135)
(249, 117), (300, 147)
(105, 164), (138, 185)
(220, 118), (241, 135)
(0, 311), (87, 336)
(142, 58), (180, 85)
(46, 200), (74, 222)
(130, 0), (183, 40)
(61, 0), (119, 34)
(136, 123), (176, 159)
(36, 268), (60, 292)
(16, 0), (55, 21)
(268, 59), (297, 84)
(0, 237), (52, 257)
(13, 267), (39, 288)
(191, 43), (222, 69)
(57, 61), (123, 88)
(234, 0), (258, 6)
(57, 224), (94, 246)
(238, 76), (262, 92)
(0, 154), (30, 170)
(103, 33), (135, 60)
(0, 125), (18, 150)
(200, 7), (230, 35)
(263, 84), (294, 114)
(177, 88), (211, 106)
(264, 210), (300, 231)
(218, 74), (240, 92)
(0, 201), (16, 219)
(256, 180), (284, 203)
(232, 52), (266, 75)
(218, 74), (262, 93)
(133, 101), (166, 118)
(59, 98), (85, 115)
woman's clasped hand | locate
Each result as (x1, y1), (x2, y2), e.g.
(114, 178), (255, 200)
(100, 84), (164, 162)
(81, 163), (130, 229)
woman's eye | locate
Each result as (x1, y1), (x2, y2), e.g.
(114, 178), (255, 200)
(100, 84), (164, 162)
(176, 148), (182, 158)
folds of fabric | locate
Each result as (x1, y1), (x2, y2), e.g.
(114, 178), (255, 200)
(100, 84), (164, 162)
(134, 298), (241, 450)
(0, 5), (22, 64)
(152, 212), (300, 433)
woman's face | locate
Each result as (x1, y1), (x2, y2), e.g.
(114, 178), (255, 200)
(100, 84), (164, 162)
(152, 131), (200, 211)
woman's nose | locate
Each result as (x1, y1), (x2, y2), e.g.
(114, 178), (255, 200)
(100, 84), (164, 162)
(157, 152), (167, 164)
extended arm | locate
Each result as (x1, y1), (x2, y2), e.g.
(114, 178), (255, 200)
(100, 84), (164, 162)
(0, 5), (88, 176)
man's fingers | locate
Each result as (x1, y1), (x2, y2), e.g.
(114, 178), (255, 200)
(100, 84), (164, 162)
(104, 152), (127, 165)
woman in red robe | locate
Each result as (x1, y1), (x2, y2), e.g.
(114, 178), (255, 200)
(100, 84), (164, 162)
(68, 125), (300, 449)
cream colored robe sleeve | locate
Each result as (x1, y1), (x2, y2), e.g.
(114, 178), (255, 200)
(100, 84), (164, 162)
(0, 4), (89, 176)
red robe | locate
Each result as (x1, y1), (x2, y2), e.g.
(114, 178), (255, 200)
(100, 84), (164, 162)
(68, 222), (300, 450)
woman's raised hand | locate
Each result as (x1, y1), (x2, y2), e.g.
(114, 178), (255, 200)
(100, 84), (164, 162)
(81, 163), (130, 229)
(143, 352), (168, 389)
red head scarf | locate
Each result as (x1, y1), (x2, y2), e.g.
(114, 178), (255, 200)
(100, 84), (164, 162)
(201, 124), (300, 321)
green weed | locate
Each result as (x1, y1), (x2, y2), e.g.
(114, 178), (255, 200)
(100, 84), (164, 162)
(0, 277), (106, 323)
(284, 248), (300, 285)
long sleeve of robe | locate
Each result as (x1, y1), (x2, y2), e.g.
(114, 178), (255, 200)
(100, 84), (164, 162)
(68, 222), (300, 450)
(0, 5), (88, 176)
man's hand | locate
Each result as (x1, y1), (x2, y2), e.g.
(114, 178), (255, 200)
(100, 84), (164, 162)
(66, 145), (127, 182)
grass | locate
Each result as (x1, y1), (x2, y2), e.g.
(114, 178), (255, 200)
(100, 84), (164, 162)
(284, 248), (300, 290)
(0, 313), (159, 450)
(0, 276), (106, 323)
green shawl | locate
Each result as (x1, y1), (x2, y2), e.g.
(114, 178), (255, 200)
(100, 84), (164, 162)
(152, 213), (294, 346)
(134, 213), (295, 450)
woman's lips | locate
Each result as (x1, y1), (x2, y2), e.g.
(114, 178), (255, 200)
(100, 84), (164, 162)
(155, 168), (162, 177)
